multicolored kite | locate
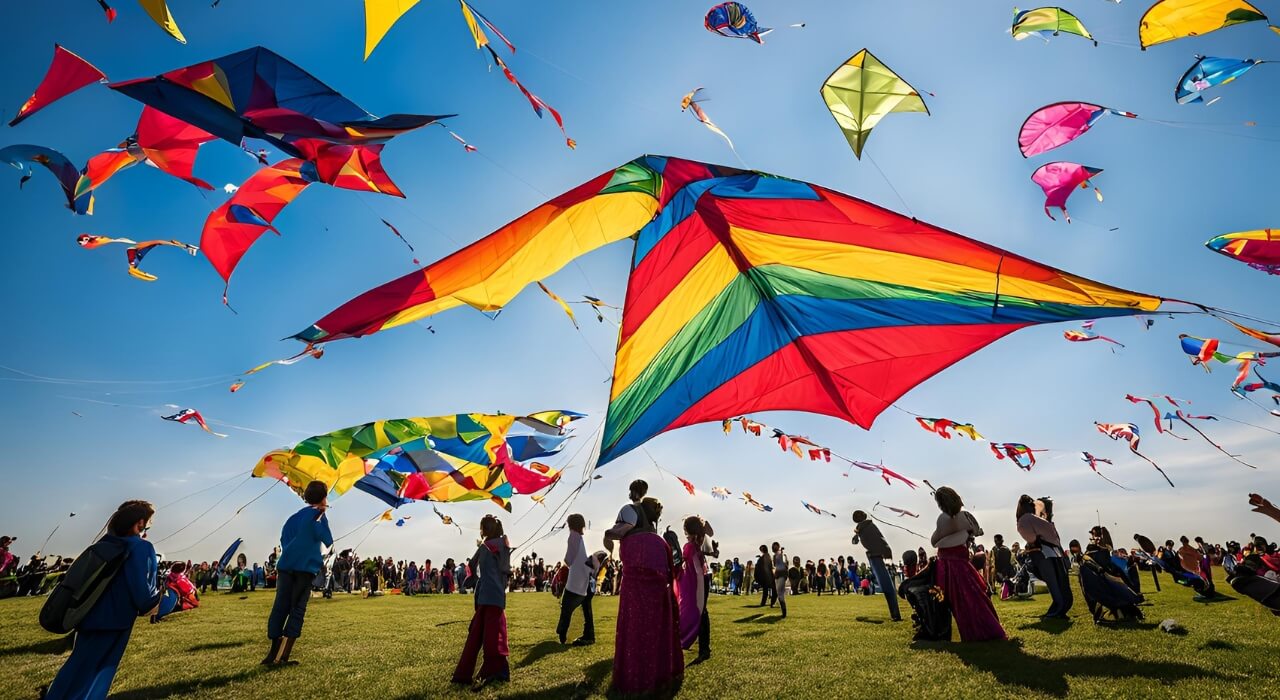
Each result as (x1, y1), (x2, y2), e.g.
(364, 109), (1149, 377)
(821, 49), (928, 160)
(741, 491), (773, 512)
(253, 412), (575, 510)
(76, 234), (199, 281)
(711, 486), (731, 500)
(1176, 56), (1267, 104)
(1163, 410), (1257, 468)
(1139, 0), (1280, 49)
(849, 461), (918, 490)
(10, 45), (105, 127)
(1011, 7), (1097, 44)
(802, 501), (837, 518)
(1206, 229), (1278, 275)
(75, 107), (218, 207)
(163, 408), (226, 437)
(1064, 328), (1124, 347)
(292, 157), (1166, 465)
(1095, 421), (1173, 487)
(1019, 102), (1138, 158)
(108, 47), (451, 162)
(1031, 162), (1104, 222)
(989, 442), (1046, 470)
(1080, 451), (1129, 490)
(0, 145), (90, 214)
(704, 2), (771, 43)
(915, 417), (984, 441)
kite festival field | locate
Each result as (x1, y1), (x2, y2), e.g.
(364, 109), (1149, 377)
(2, 574), (1277, 699)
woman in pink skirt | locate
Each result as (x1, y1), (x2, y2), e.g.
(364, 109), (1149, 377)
(930, 486), (1007, 642)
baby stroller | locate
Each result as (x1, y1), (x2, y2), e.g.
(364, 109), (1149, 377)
(899, 559), (951, 642)
(1078, 550), (1143, 624)
(1002, 557), (1035, 600)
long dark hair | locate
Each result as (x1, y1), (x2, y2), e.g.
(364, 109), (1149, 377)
(934, 487), (963, 516)
(1015, 494), (1036, 520)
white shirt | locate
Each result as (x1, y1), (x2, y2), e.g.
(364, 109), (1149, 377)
(932, 512), (975, 549)
(564, 530), (591, 596)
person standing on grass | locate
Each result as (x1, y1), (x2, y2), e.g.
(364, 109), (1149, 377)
(609, 497), (683, 695)
(263, 480), (333, 666)
(852, 510), (902, 621)
(754, 545), (773, 606)
(931, 487), (1006, 641)
(677, 516), (713, 662)
(557, 514), (597, 646)
(43, 500), (163, 700)
(452, 515), (513, 689)
(1016, 495), (1072, 619)
(771, 542), (788, 617)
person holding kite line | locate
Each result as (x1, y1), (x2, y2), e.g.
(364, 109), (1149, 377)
(262, 480), (332, 666)
(852, 510), (902, 622)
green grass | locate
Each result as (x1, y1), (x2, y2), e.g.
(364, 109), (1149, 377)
(2, 575), (1277, 699)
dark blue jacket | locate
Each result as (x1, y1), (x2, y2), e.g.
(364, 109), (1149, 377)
(276, 506), (333, 575)
(80, 534), (161, 631)
(471, 538), (511, 608)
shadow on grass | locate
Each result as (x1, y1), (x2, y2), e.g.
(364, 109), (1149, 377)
(741, 630), (767, 638)
(732, 613), (783, 625)
(499, 658), (615, 700)
(517, 639), (569, 668)
(912, 638), (1226, 697)
(111, 669), (262, 699)
(0, 636), (73, 657)
(186, 640), (248, 653)
(435, 619), (469, 627)
(1199, 639), (1237, 651)
(1195, 594), (1238, 604)
(1016, 618), (1074, 635)
(854, 616), (885, 625)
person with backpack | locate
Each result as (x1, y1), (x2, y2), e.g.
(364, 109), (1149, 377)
(42, 500), (162, 700)
(262, 480), (333, 666)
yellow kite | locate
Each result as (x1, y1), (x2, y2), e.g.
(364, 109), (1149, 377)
(139, 0), (186, 44)
(364, 0), (421, 60)
(1139, 0), (1280, 49)
(820, 49), (929, 160)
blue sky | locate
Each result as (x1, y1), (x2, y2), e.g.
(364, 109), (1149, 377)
(2, 1), (1278, 567)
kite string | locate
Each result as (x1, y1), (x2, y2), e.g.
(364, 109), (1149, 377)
(864, 152), (914, 219)
(157, 471), (247, 511)
(869, 512), (925, 540)
(164, 480), (280, 555)
(151, 476), (251, 545)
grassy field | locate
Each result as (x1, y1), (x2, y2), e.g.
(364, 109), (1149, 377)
(1, 575), (1276, 699)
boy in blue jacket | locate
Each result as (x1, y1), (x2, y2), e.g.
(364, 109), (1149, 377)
(263, 480), (333, 665)
(45, 500), (162, 700)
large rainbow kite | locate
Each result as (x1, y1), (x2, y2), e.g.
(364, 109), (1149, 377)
(293, 156), (1164, 465)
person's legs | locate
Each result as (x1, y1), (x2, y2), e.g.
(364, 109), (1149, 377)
(478, 606), (510, 681)
(452, 607), (485, 683)
(579, 591), (595, 642)
(1030, 552), (1065, 616)
(1053, 558), (1074, 614)
(265, 571), (295, 641)
(282, 571), (312, 638)
(775, 577), (788, 617)
(698, 576), (711, 657)
(556, 592), (582, 643)
(761, 581), (770, 607)
(44, 628), (131, 700)
(870, 557), (902, 621)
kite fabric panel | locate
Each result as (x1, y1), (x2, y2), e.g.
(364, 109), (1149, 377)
(1205, 229), (1278, 275)
(294, 157), (1165, 467)
(820, 49), (929, 160)
(75, 107), (218, 205)
(1031, 162), (1103, 222)
(10, 45), (106, 127)
(1011, 7), (1096, 44)
(1176, 56), (1266, 104)
(1018, 102), (1137, 158)
(1139, 0), (1280, 49)
(364, 0), (422, 60)
(201, 158), (317, 287)
(139, 0), (186, 43)
(293, 160), (664, 343)
(108, 47), (452, 159)
(0, 144), (90, 214)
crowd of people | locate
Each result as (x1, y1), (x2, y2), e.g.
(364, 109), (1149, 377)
(6, 484), (1278, 698)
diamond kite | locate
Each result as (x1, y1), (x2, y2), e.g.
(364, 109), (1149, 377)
(821, 49), (929, 160)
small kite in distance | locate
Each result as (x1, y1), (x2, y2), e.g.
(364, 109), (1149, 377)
(162, 408), (226, 437)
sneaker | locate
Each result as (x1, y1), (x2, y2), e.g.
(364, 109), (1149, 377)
(558, 632), (567, 644)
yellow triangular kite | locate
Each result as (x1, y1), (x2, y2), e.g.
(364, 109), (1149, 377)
(364, 0), (422, 60)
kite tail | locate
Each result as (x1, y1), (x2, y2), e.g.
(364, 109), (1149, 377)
(1093, 186), (1104, 203)
(869, 513), (925, 540)
(1044, 205), (1055, 221)
(1177, 416), (1257, 469)
(1133, 449), (1175, 487)
(1094, 471), (1132, 491)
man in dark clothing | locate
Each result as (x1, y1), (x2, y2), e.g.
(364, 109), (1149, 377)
(992, 534), (1015, 583)
(852, 511), (901, 621)
(754, 545), (774, 607)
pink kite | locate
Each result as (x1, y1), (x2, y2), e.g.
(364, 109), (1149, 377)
(1064, 329), (1123, 347)
(1018, 102), (1137, 158)
(1031, 162), (1103, 222)
(10, 45), (105, 127)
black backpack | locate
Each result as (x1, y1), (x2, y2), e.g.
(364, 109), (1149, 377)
(663, 529), (683, 569)
(39, 538), (128, 634)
